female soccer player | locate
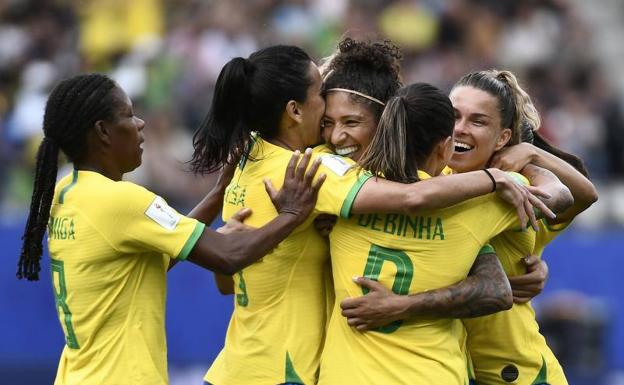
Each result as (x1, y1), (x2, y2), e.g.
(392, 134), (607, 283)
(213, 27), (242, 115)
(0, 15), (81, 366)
(318, 82), (545, 384)
(18, 73), (326, 385)
(191, 45), (552, 385)
(450, 70), (597, 385)
(339, 70), (596, 385)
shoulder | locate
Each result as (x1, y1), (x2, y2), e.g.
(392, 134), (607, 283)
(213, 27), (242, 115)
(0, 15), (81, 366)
(102, 181), (157, 212)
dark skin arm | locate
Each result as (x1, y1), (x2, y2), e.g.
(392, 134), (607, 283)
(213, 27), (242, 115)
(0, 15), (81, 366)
(210, 208), (255, 295)
(168, 163), (237, 271)
(185, 149), (326, 275)
(340, 252), (512, 331)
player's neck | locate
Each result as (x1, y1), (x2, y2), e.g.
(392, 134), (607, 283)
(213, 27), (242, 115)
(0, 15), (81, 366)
(74, 159), (124, 181)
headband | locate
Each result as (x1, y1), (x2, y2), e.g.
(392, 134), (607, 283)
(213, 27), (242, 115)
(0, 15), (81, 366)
(326, 88), (385, 106)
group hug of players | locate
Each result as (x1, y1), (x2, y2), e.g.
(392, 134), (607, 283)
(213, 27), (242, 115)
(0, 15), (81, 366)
(19, 37), (597, 385)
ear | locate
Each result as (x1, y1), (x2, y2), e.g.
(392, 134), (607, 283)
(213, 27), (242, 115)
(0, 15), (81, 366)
(494, 127), (512, 151)
(94, 120), (113, 146)
(439, 136), (454, 162)
(285, 99), (303, 125)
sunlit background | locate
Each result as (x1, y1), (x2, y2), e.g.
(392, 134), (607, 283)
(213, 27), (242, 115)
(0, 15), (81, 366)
(1, 0), (623, 384)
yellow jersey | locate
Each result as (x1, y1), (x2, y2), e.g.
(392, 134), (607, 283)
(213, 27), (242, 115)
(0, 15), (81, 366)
(318, 171), (520, 385)
(205, 139), (371, 385)
(48, 170), (204, 385)
(464, 200), (569, 384)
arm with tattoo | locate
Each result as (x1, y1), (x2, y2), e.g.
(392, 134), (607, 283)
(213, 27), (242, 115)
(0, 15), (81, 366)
(521, 164), (573, 215)
(341, 252), (512, 331)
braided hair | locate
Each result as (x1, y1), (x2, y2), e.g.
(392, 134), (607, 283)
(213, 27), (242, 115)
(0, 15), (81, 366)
(18, 73), (118, 281)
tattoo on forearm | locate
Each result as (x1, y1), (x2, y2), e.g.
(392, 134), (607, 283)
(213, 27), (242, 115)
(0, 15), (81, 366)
(411, 253), (511, 318)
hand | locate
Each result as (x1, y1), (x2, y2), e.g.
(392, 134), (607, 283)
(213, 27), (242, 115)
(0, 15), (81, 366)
(488, 168), (556, 231)
(508, 256), (549, 304)
(217, 208), (255, 234)
(264, 148), (326, 225)
(489, 143), (536, 172)
(313, 214), (337, 237)
(340, 277), (407, 331)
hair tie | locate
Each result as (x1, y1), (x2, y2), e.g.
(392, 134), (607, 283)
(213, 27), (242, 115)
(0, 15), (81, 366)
(326, 88), (385, 106)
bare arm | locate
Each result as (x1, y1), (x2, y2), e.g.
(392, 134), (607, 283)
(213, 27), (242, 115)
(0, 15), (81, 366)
(340, 252), (512, 331)
(187, 149), (326, 275)
(169, 164), (237, 271)
(210, 208), (255, 295)
(352, 168), (555, 231)
(490, 143), (598, 224)
(187, 162), (236, 225)
(521, 164), (573, 215)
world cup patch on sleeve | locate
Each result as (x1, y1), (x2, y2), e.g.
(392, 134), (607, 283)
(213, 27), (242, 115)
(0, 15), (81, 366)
(321, 154), (352, 176)
(145, 196), (181, 230)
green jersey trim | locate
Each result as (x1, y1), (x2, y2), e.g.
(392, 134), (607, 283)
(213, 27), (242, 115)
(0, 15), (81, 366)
(530, 356), (548, 384)
(478, 244), (495, 255)
(177, 221), (205, 260)
(284, 351), (304, 384)
(59, 170), (79, 204)
(339, 171), (373, 219)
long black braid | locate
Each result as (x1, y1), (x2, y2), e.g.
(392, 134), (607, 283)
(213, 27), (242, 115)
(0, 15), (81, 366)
(18, 73), (117, 281)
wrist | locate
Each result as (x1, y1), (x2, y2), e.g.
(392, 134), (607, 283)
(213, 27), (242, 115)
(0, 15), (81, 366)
(278, 210), (303, 225)
(393, 294), (412, 319)
(482, 169), (497, 193)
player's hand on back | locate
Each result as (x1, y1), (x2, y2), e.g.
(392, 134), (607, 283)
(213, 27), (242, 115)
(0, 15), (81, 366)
(340, 277), (407, 331)
(487, 168), (556, 231)
(264, 148), (326, 225)
(313, 214), (337, 237)
(508, 255), (549, 304)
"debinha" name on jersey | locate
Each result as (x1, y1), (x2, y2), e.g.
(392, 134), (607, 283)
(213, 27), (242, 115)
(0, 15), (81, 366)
(48, 216), (76, 240)
(355, 213), (445, 240)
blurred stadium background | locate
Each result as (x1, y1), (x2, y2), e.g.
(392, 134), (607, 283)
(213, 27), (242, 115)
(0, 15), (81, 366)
(1, 0), (623, 384)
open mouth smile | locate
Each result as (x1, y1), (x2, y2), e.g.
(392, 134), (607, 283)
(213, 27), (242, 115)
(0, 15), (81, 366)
(454, 141), (474, 153)
(335, 145), (360, 157)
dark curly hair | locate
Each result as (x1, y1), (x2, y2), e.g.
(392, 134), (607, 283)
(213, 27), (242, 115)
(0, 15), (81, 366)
(321, 37), (402, 122)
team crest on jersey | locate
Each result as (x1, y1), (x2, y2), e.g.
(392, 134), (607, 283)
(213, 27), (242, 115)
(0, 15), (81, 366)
(321, 154), (352, 176)
(145, 196), (181, 230)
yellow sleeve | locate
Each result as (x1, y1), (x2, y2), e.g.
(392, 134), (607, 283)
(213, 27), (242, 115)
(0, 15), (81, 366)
(98, 182), (205, 260)
(533, 219), (571, 256)
(458, 195), (521, 245)
(312, 153), (372, 219)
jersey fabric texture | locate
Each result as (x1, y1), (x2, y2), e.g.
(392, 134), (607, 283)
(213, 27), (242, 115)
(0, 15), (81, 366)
(464, 175), (569, 385)
(48, 170), (204, 385)
(318, 171), (520, 385)
(205, 139), (371, 385)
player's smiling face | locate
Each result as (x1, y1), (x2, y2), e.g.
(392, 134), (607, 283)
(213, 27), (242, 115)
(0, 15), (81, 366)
(322, 92), (377, 162)
(448, 86), (511, 173)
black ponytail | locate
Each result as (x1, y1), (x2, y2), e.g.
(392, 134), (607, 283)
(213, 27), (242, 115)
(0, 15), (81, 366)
(191, 45), (313, 174)
(191, 58), (252, 173)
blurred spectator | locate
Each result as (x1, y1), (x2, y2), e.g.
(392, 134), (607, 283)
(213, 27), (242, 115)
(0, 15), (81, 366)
(1, 0), (623, 216)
